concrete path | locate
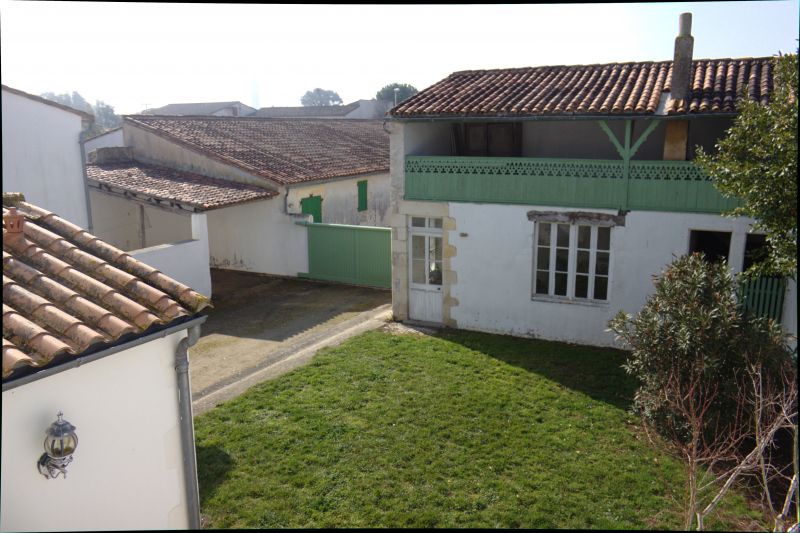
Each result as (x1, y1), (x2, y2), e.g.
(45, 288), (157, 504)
(192, 303), (391, 415)
(189, 270), (391, 416)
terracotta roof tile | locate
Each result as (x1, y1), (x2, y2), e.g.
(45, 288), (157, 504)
(123, 116), (389, 186)
(390, 57), (775, 119)
(3, 198), (211, 381)
(86, 161), (278, 211)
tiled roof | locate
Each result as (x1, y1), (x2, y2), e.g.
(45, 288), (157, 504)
(390, 57), (774, 118)
(2, 197), (211, 381)
(253, 102), (360, 118)
(143, 101), (252, 116)
(86, 162), (278, 211)
(2, 84), (95, 121)
(124, 116), (389, 185)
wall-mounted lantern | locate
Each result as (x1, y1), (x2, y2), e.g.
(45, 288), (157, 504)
(37, 412), (78, 479)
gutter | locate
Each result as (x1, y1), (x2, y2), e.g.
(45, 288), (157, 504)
(384, 113), (737, 124)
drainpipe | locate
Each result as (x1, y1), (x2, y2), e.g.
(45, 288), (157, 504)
(78, 137), (94, 232)
(175, 324), (202, 530)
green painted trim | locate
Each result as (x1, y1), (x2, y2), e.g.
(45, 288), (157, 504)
(300, 195), (322, 223)
(597, 121), (626, 159)
(357, 180), (368, 211)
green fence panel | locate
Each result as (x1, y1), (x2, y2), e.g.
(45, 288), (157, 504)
(300, 223), (391, 289)
(405, 156), (741, 213)
(739, 276), (787, 323)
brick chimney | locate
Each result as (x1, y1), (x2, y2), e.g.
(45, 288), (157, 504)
(671, 12), (694, 101)
(3, 207), (25, 234)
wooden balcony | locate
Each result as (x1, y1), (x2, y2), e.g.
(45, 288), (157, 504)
(404, 156), (741, 213)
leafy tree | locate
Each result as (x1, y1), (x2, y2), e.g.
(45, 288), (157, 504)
(300, 88), (343, 107)
(695, 53), (798, 277)
(375, 83), (418, 105)
(40, 91), (122, 135)
(93, 100), (122, 130)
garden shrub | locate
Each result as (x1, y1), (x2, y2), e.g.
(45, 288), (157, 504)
(608, 253), (792, 439)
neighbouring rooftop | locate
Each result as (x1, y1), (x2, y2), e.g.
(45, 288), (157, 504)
(123, 116), (390, 185)
(390, 57), (774, 118)
(2, 195), (211, 382)
(86, 161), (278, 212)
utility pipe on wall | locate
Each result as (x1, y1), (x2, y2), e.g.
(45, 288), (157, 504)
(175, 324), (202, 529)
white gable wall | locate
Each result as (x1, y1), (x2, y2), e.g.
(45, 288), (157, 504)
(82, 128), (125, 159)
(286, 172), (391, 227)
(1, 89), (89, 228)
(1, 331), (191, 532)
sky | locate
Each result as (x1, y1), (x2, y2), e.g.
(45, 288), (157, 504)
(1, 1), (798, 115)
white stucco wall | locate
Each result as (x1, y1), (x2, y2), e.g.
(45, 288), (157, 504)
(82, 128), (124, 159)
(2, 88), (89, 228)
(286, 173), (391, 226)
(1, 331), (192, 532)
(131, 214), (212, 297)
(89, 190), (193, 250)
(445, 202), (794, 347)
(206, 198), (308, 277)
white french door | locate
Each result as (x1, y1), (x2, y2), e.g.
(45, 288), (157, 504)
(408, 217), (443, 323)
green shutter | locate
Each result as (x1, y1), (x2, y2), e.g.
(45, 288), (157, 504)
(301, 195), (322, 223)
(357, 180), (368, 212)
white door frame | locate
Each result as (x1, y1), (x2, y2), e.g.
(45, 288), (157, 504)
(408, 216), (444, 323)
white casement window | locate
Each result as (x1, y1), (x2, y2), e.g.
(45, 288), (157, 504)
(533, 222), (612, 302)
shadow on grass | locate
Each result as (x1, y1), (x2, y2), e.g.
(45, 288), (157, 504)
(196, 444), (234, 506)
(437, 329), (639, 410)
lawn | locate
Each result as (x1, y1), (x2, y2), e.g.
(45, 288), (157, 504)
(194, 327), (761, 529)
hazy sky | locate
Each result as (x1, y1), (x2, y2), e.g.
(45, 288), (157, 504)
(1, 1), (798, 115)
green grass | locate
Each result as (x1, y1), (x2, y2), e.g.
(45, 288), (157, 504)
(195, 328), (762, 529)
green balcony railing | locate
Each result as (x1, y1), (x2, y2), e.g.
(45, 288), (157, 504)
(404, 156), (741, 213)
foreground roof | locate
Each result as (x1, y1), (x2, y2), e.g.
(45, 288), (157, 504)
(124, 116), (389, 185)
(87, 161), (278, 211)
(390, 57), (774, 119)
(143, 101), (253, 116)
(2, 196), (211, 381)
(2, 84), (95, 121)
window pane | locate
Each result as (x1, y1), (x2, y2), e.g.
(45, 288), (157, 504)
(557, 224), (570, 247)
(429, 261), (442, 285)
(596, 252), (609, 276)
(537, 247), (550, 270)
(578, 226), (591, 249)
(577, 250), (590, 273)
(429, 218), (443, 229)
(411, 217), (426, 227)
(575, 275), (588, 298)
(538, 223), (551, 246)
(535, 271), (549, 294)
(597, 226), (610, 250)
(594, 276), (608, 300)
(412, 260), (426, 284)
(555, 273), (568, 296)
(411, 235), (425, 260)
(430, 237), (442, 262)
(556, 249), (568, 272)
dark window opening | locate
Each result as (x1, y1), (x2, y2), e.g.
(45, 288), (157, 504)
(689, 230), (731, 263)
(743, 233), (769, 271)
(454, 123), (522, 157)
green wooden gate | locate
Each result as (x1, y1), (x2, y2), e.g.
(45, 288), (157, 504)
(298, 222), (391, 289)
(739, 276), (787, 323)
